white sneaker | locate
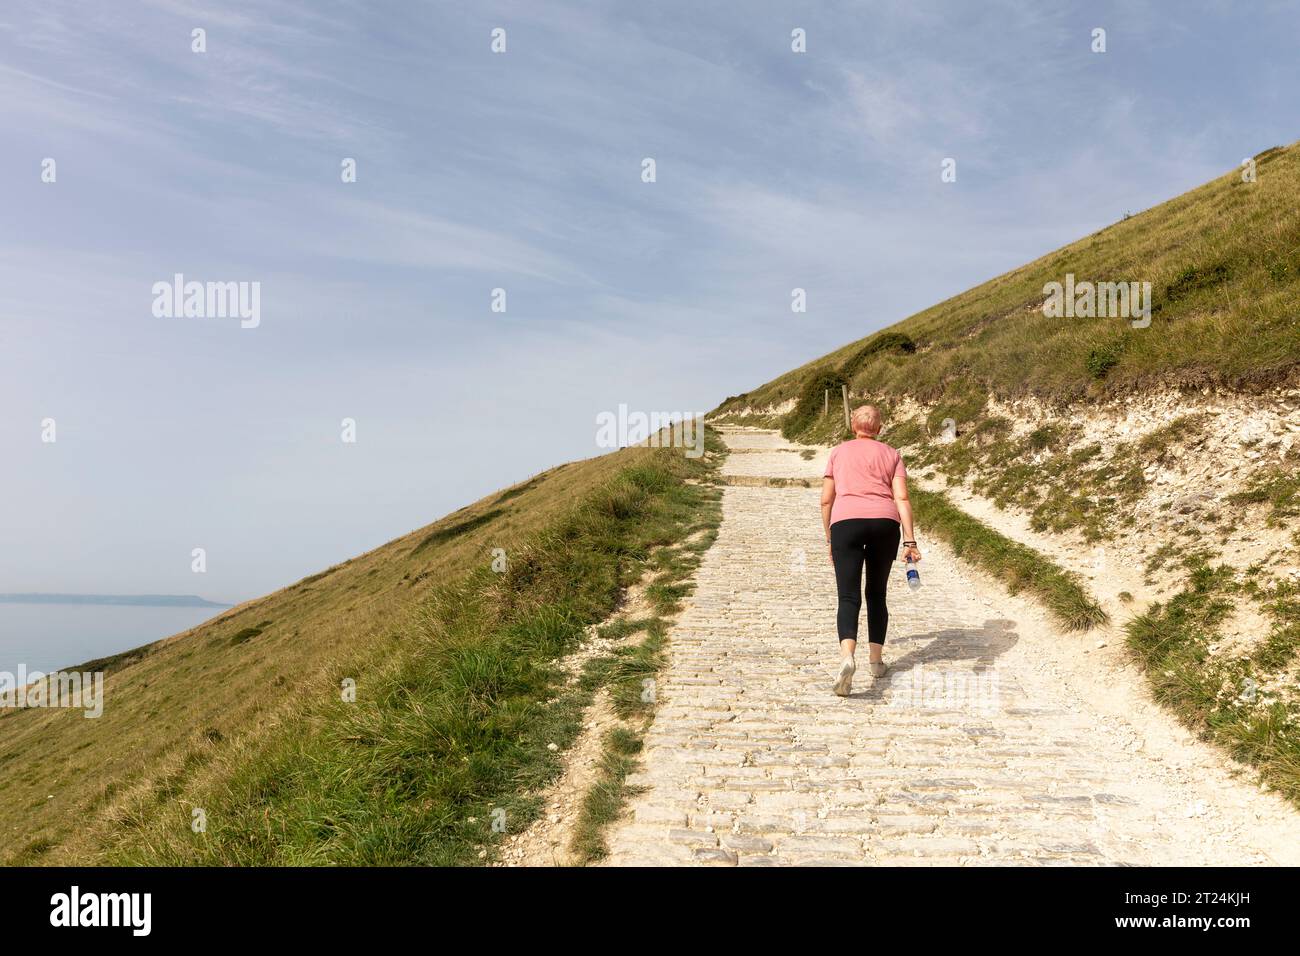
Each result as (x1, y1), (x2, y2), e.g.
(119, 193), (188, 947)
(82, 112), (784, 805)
(868, 660), (887, 678)
(833, 657), (856, 697)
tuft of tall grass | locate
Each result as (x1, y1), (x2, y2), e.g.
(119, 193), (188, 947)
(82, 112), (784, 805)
(568, 728), (644, 865)
(1126, 558), (1300, 806)
(912, 488), (1108, 631)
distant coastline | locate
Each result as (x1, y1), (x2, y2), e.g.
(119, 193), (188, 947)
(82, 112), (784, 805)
(0, 594), (232, 609)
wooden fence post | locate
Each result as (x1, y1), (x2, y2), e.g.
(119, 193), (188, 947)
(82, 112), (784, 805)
(841, 385), (851, 431)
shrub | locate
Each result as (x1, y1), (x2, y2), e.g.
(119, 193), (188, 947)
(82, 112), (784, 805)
(840, 331), (916, 380)
(1165, 262), (1231, 303)
(1086, 339), (1125, 379)
(228, 627), (263, 646)
(1254, 145), (1286, 166)
(924, 376), (989, 434)
(411, 508), (505, 556)
(782, 367), (845, 441)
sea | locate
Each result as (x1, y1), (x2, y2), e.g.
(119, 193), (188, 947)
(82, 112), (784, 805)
(0, 603), (225, 674)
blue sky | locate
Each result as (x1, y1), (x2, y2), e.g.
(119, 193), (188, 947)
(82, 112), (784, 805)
(2, 0), (1297, 601)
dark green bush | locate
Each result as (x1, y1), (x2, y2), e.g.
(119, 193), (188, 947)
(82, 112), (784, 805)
(412, 508), (506, 556)
(782, 367), (845, 441)
(1254, 145), (1286, 165)
(1087, 339), (1125, 379)
(840, 331), (916, 380)
(228, 627), (263, 646)
(1165, 262), (1231, 302)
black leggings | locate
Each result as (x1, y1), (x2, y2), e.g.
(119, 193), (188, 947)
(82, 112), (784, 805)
(830, 518), (901, 645)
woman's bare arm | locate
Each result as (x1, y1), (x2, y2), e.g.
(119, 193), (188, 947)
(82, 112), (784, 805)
(821, 477), (836, 559)
(892, 473), (921, 562)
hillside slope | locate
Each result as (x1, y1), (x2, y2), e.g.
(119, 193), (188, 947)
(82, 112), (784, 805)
(2, 437), (718, 864)
(713, 140), (1300, 805)
(717, 140), (1299, 440)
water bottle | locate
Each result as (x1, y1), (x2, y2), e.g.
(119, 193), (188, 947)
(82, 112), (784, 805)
(905, 558), (921, 591)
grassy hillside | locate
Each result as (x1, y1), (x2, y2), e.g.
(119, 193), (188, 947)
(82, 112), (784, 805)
(716, 140), (1300, 440)
(2, 435), (718, 865)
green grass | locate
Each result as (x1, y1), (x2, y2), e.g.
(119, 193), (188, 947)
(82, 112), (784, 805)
(912, 488), (1108, 631)
(567, 446), (725, 862)
(1086, 337), (1126, 379)
(567, 619), (671, 865)
(839, 331), (917, 381)
(79, 446), (719, 866)
(411, 507), (506, 555)
(1227, 455), (1300, 527)
(781, 366), (848, 442)
(568, 728), (644, 865)
(717, 140), (1300, 435)
(897, 414), (1207, 543)
(585, 617), (672, 721)
(227, 624), (268, 647)
(1126, 558), (1300, 806)
(4, 427), (718, 865)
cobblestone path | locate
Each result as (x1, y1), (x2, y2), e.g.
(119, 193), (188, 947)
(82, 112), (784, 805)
(604, 427), (1289, 866)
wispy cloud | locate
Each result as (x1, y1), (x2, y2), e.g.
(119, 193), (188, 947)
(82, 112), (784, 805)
(2, 0), (1294, 600)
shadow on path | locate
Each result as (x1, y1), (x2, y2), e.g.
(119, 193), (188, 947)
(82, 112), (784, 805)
(847, 618), (1018, 701)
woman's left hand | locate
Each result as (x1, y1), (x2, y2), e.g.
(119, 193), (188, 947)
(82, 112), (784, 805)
(903, 545), (922, 562)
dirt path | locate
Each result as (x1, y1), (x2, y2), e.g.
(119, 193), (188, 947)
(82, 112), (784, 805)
(497, 581), (661, 867)
(602, 426), (1300, 866)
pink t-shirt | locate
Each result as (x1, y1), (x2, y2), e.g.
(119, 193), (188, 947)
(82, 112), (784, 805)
(824, 438), (907, 525)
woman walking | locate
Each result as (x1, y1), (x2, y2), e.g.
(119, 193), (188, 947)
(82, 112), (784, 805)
(821, 405), (920, 696)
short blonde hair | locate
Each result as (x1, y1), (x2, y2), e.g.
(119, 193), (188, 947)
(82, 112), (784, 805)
(851, 405), (883, 437)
